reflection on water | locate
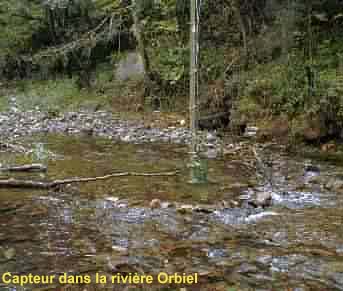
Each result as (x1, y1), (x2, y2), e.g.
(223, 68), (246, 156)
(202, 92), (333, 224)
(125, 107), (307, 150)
(0, 134), (343, 290)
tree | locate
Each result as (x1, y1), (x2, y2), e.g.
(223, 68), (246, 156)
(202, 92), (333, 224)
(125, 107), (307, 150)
(131, 0), (154, 91)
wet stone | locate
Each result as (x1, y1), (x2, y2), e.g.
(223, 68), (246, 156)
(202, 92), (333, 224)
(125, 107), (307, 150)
(305, 164), (320, 173)
(325, 179), (343, 192)
(249, 192), (272, 208)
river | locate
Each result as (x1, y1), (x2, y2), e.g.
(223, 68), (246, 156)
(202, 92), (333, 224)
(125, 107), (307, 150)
(0, 133), (343, 291)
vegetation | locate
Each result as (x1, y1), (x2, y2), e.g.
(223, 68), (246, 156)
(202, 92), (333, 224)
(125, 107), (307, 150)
(1, 0), (343, 142)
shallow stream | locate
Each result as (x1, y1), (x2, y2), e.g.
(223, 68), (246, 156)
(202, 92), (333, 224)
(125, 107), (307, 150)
(0, 134), (343, 290)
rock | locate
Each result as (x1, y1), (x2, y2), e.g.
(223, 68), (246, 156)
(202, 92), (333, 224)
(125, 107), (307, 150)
(305, 164), (320, 173)
(244, 126), (259, 137)
(176, 204), (193, 214)
(321, 142), (336, 152)
(205, 148), (218, 159)
(206, 132), (216, 142)
(245, 211), (279, 222)
(249, 192), (272, 208)
(81, 127), (94, 136)
(0, 107), (224, 152)
(121, 135), (131, 142)
(179, 119), (186, 126)
(198, 112), (230, 131)
(298, 115), (327, 142)
(256, 192), (272, 207)
(227, 182), (250, 189)
(193, 205), (215, 214)
(149, 199), (162, 210)
(325, 179), (343, 193)
(111, 245), (128, 253)
(3, 248), (15, 260)
(257, 115), (289, 141)
(161, 201), (175, 209)
(236, 262), (258, 273)
(307, 175), (322, 184)
(295, 183), (308, 191)
(218, 200), (239, 208)
(115, 52), (145, 81)
(105, 197), (119, 203)
(303, 128), (322, 142)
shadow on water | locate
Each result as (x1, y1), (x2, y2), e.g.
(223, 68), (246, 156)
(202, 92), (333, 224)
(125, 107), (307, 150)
(0, 134), (343, 290)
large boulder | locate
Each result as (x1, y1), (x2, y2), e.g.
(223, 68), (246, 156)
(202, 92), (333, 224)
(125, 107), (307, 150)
(257, 115), (290, 141)
(295, 114), (327, 142)
(115, 52), (145, 81)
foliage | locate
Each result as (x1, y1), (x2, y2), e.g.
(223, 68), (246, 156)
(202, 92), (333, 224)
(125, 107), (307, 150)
(1, 0), (343, 139)
(12, 72), (112, 112)
(0, 0), (43, 55)
(237, 35), (343, 138)
(155, 46), (187, 84)
(317, 70), (343, 126)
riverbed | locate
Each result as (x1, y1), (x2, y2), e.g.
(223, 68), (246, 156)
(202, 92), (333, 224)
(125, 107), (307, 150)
(0, 111), (343, 291)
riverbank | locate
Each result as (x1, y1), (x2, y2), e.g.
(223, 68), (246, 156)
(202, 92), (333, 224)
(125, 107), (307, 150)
(0, 99), (226, 160)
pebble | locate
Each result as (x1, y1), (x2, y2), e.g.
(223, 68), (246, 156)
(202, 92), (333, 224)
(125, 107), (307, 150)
(206, 132), (216, 142)
(150, 199), (162, 209)
(325, 179), (343, 192)
(244, 126), (259, 137)
(0, 104), (222, 154)
(176, 204), (193, 214)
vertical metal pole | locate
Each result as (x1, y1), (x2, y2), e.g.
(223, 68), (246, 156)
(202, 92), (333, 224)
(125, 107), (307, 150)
(190, 0), (198, 155)
(189, 0), (207, 184)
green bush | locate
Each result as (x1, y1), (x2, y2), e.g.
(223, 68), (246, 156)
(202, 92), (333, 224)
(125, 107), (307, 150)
(235, 42), (343, 138)
(316, 70), (343, 127)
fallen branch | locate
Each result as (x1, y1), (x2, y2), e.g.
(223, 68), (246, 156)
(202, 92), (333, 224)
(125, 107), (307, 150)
(0, 171), (179, 189)
(0, 164), (47, 173)
(0, 142), (27, 153)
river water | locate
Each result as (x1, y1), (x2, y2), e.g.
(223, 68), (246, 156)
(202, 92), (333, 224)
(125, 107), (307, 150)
(0, 134), (343, 290)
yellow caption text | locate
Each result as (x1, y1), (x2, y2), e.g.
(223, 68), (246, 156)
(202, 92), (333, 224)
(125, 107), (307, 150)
(1, 272), (198, 286)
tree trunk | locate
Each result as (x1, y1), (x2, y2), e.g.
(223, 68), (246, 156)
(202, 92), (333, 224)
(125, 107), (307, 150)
(233, 0), (249, 67)
(46, 8), (57, 44)
(306, 0), (315, 98)
(281, 4), (289, 57)
(131, 3), (152, 85)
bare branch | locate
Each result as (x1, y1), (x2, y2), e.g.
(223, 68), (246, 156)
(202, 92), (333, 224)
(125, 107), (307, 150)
(0, 164), (47, 173)
(0, 171), (179, 189)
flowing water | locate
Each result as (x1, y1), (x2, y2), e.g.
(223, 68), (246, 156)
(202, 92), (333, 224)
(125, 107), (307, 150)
(0, 134), (343, 291)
